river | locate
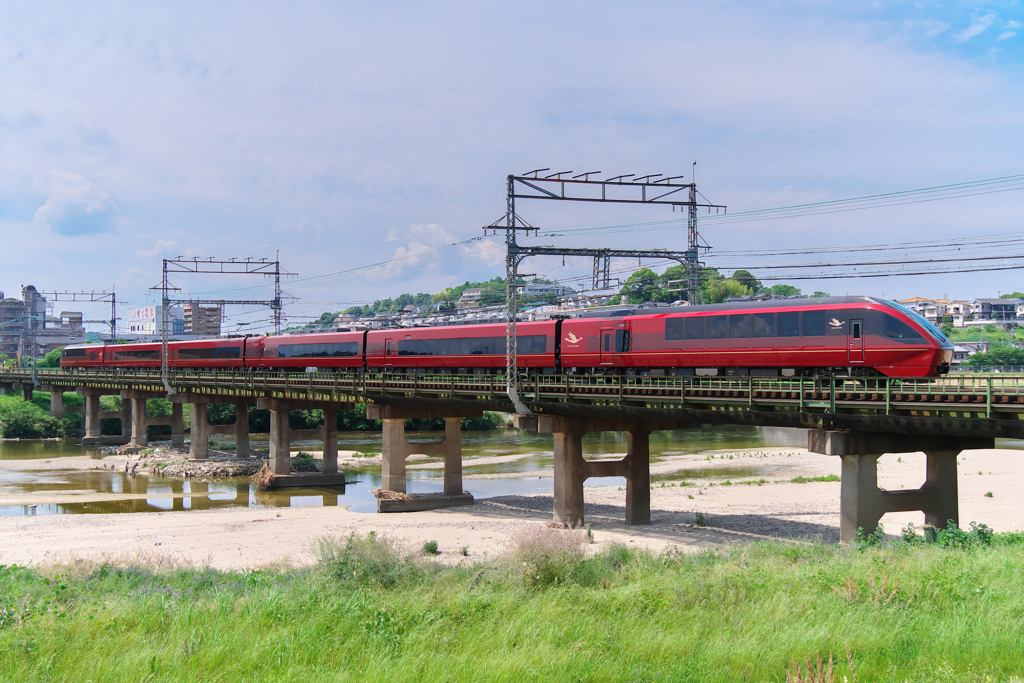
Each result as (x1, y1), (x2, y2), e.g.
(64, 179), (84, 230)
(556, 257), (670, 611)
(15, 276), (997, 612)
(1, 425), (813, 516)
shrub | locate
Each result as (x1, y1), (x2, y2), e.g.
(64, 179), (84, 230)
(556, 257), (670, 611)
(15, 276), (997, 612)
(423, 540), (439, 555)
(314, 533), (421, 587)
(291, 452), (317, 472)
(506, 525), (587, 588)
(0, 399), (64, 438)
(855, 524), (885, 550)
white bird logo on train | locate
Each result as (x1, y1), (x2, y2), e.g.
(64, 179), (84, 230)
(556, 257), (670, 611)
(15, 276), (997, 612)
(564, 332), (583, 344)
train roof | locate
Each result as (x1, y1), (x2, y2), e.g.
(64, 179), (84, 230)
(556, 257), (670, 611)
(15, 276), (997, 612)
(576, 296), (889, 319)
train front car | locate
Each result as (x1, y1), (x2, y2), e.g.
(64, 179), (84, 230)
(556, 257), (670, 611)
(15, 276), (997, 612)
(60, 344), (106, 368)
(366, 322), (557, 373)
(560, 296), (951, 378)
(254, 332), (364, 371)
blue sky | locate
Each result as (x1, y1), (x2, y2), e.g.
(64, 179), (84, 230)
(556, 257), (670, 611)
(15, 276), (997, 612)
(1, 1), (1023, 331)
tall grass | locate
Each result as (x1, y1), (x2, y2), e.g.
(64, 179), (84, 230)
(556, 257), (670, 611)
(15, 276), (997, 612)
(1, 532), (1023, 681)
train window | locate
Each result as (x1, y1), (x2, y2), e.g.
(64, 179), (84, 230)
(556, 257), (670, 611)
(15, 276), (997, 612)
(752, 313), (775, 338)
(62, 348), (87, 358)
(779, 312), (800, 337)
(803, 311), (828, 336)
(113, 349), (160, 360)
(665, 318), (685, 340)
(616, 329), (630, 352)
(278, 343), (357, 358)
(178, 346), (242, 360)
(707, 316), (728, 339)
(883, 315), (925, 343)
(518, 336), (547, 354)
(397, 336), (545, 356)
(729, 315), (752, 338)
(686, 318), (705, 340)
(604, 334), (610, 352)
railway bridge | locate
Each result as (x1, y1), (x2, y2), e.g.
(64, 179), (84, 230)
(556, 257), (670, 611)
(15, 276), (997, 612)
(3, 367), (1020, 543)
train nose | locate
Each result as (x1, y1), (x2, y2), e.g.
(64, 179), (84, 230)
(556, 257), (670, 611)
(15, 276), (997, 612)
(941, 349), (953, 364)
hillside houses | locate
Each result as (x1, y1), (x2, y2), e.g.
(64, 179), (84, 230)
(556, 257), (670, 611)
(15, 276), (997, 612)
(899, 297), (1024, 328)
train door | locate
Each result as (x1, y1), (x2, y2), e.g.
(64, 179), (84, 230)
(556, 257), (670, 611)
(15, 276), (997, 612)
(385, 338), (395, 367)
(599, 328), (614, 366)
(848, 319), (864, 363)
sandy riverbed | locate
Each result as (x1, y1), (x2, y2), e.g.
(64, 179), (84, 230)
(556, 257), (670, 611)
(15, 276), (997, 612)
(0, 445), (1020, 569)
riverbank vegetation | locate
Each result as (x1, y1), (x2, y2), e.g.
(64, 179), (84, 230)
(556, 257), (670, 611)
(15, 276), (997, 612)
(1, 526), (1022, 681)
(0, 394), (80, 439)
(0, 392), (509, 440)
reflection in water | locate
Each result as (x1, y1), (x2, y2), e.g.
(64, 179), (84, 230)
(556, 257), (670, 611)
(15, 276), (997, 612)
(1, 425), (816, 517)
(0, 438), (85, 461)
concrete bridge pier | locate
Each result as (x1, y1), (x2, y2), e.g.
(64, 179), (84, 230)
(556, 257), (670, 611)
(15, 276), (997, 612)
(202, 401), (252, 458)
(122, 390), (176, 448)
(168, 394), (215, 459)
(170, 402), (185, 448)
(77, 387), (131, 445)
(366, 404), (480, 511)
(40, 385), (84, 422)
(256, 398), (352, 486)
(808, 430), (995, 544)
(515, 415), (678, 527)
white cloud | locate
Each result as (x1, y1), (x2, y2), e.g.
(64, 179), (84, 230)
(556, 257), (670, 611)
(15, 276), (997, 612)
(998, 30), (1018, 40)
(32, 170), (118, 235)
(952, 13), (997, 42)
(920, 19), (950, 37)
(1007, 20), (1022, 29)
(461, 238), (504, 267)
(134, 239), (181, 258)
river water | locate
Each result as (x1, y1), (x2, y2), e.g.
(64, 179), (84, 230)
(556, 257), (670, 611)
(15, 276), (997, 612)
(1, 425), (812, 516)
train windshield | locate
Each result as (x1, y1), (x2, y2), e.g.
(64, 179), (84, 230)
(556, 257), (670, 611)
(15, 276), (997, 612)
(880, 300), (952, 348)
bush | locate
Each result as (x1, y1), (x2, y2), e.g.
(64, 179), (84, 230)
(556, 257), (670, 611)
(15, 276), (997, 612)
(0, 397), (64, 438)
(423, 540), (439, 555)
(292, 452), (317, 472)
(506, 525), (587, 588)
(314, 533), (422, 587)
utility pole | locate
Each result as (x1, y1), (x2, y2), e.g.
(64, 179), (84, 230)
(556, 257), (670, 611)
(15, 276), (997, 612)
(150, 256), (296, 393)
(41, 290), (118, 343)
(486, 170), (725, 413)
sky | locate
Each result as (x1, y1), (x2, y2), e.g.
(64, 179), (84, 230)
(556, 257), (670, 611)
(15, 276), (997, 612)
(2, 1), (1024, 332)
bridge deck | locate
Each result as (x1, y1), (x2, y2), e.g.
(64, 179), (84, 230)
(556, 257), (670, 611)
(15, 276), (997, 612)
(4, 368), (1024, 438)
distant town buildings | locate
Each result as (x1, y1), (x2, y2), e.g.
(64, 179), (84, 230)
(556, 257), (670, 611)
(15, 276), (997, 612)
(898, 297), (1024, 329)
(0, 285), (84, 359)
(183, 305), (221, 336)
(126, 305), (184, 335)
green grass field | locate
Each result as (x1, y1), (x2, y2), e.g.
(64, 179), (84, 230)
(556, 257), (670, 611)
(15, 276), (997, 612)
(2, 528), (1023, 682)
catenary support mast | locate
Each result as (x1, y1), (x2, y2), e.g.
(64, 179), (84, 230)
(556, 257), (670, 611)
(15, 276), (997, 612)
(487, 170), (725, 413)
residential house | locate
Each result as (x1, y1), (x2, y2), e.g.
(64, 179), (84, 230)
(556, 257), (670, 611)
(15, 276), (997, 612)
(971, 298), (1020, 321)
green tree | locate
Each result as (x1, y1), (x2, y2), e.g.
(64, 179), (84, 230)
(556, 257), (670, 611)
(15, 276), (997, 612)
(811, 291), (832, 298)
(769, 284), (801, 297)
(621, 268), (660, 304)
(967, 347), (1024, 365)
(658, 265), (690, 301)
(1001, 292), (1024, 300)
(38, 348), (63, 368)
(704, 279), (751, 303)
(732, 270), (763, 293)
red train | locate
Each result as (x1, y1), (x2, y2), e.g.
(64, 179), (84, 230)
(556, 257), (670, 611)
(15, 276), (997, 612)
(61, 296), (953, 378)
